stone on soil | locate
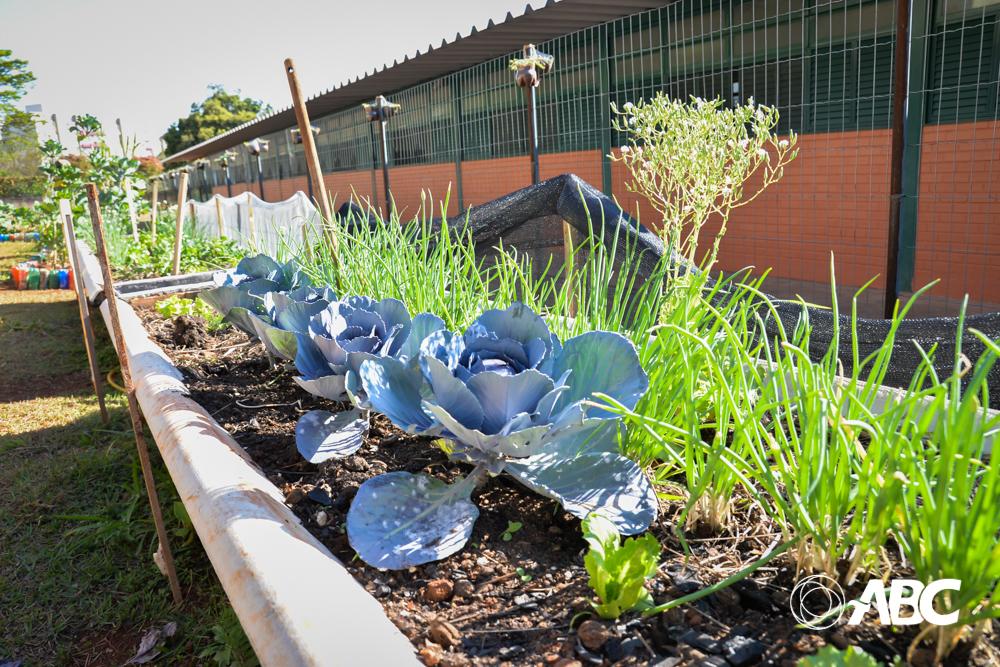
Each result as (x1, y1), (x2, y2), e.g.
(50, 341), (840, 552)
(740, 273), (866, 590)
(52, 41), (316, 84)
(577, 620), (612, 649)
(425, 579), (454, 602)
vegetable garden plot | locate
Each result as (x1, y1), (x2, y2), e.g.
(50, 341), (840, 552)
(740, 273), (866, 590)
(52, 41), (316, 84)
(138, 306), (1000, 667)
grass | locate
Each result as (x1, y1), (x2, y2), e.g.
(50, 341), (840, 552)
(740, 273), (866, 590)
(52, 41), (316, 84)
(0, 241), (252, 665)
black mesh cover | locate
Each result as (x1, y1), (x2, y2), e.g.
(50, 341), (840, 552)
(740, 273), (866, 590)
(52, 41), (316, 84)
(337, 174), (1000, 408)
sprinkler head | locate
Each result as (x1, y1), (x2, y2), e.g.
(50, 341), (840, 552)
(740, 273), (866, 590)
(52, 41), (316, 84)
(364, 95), (401, 122)
(245, 138), (269, 155)
(514, 44), (554, 88)
(290, 126), (320, 145)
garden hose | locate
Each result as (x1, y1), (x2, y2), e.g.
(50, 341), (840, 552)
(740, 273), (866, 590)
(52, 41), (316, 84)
(106, 369), (126, 393)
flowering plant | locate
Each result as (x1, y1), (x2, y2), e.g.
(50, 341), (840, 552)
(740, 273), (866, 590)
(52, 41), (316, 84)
(611, 95), (797, 273)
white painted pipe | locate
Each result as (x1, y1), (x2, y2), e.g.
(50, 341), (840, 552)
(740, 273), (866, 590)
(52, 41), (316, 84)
(77, 243), (419, 666)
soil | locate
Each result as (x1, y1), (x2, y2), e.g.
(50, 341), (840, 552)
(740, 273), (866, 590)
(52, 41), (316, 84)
(136, 307), (998, 667)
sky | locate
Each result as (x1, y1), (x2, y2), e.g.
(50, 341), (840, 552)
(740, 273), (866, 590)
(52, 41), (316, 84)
(1, 0), (547, 156)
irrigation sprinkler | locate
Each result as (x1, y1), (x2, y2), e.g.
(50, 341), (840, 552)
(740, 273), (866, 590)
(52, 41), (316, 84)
(512, 45), (576, 315)
(195, 159), (211, 201)
(513, 44), (554, 186)
(246, 138), (269, 200)
(216, 151), (235, 198)
(364, 95), (400, 218)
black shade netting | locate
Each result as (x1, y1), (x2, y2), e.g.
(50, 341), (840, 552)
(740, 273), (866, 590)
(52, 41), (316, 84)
(336, 174), (1000, 409)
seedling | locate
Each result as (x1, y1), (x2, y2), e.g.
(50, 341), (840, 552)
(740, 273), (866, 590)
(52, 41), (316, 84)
(516, 567), (532, 583)
(501, 521), (522, 542)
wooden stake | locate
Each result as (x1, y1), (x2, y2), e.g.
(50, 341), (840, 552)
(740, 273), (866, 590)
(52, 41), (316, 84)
(285, 58), (341, 282)
(216, 196), (224, 237)
(172, 172), (189, 275)
(84, 183), (183, 606)
(150, 179), (159, 243)
(125, 178), (139, 241)
(59, 199), (108, 426)
(247, 193), (255, 245)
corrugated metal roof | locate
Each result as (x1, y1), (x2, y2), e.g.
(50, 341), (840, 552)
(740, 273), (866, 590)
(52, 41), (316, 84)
(163, 0), (668, 164)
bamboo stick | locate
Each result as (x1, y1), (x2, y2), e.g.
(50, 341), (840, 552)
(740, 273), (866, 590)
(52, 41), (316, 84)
(59, 198), (108, 425)
(172, 173), (189, 275)
(84, 183), (183, 606)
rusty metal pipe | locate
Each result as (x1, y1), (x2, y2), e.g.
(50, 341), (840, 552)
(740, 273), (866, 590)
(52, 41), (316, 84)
(75, 243), (419, 666)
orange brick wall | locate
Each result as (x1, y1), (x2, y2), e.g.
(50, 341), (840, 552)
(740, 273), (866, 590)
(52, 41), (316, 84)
(912, 121), (1000, 304)
(199, 125), (998, 307)
(612, 130), (894, 291)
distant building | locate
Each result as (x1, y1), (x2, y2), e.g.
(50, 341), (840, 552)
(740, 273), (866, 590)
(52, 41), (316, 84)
(162, 0), (1000, 317)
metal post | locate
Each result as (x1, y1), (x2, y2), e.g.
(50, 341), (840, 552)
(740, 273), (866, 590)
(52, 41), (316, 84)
(224, 163), (232, 198)
(377, 97), (392, 216)
(885, 0), (911, 319)
(526, 85), (540, 185)
(257, 154), (265, 200)
(84, 183), (184, 607)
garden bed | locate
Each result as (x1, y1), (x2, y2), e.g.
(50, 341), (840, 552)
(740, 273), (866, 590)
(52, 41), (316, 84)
(137, 307), (999, 667)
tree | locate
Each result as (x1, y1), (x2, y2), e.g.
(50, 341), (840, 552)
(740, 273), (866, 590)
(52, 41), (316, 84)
(162, 85), (271, 158)
(0, 109), (41, 177)
(0, 49), (35, 115)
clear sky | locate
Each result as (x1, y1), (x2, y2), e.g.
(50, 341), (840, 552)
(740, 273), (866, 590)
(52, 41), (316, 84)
(1, 0), (546, 156)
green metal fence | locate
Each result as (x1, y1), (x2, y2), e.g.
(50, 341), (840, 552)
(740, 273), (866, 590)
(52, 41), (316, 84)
(161, 0), (1000, 319)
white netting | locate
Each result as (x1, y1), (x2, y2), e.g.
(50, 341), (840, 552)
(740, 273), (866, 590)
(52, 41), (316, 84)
(181, 191), (321, 257)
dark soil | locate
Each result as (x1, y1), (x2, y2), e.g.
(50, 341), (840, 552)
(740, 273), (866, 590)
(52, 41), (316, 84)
(137, 307), (998, 667)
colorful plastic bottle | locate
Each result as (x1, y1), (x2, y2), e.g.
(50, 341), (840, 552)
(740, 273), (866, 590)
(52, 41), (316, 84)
(38, 268), (50, 289)
(26, 266), (39, 290)
(47, 270), (60, 289)
(66, 267), (74, 290)
(58, 269), (69, 289)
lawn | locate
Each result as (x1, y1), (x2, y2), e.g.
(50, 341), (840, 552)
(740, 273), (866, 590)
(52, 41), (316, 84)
(0, 241), (250, 666)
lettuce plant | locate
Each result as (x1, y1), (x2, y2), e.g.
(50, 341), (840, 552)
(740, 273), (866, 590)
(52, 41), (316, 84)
(582, 511), (659, 619)
(293, 298), (445, 463)
(345, 302), (658, 569)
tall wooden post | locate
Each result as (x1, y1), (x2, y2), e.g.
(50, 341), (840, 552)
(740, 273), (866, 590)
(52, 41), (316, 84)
(247, 193), (255, 245)
(172, 173), (189, 275)
(150, 179), (159, 243)
(216, 196), (224, 237)
(84, 183), (184, 606)
(125, 179), (139, 241)
(284, 58), (340, 280)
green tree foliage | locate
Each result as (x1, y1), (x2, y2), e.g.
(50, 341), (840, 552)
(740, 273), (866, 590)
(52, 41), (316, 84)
(1, 110), (42, 177)
(0, 49), (39, 197)
(162, 85), (271, 158)
(0, 48), (35, 115)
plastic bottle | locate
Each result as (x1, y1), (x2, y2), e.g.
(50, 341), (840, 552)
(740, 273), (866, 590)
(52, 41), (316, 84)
(11, 264), (22, 289)
(38, 268), (50, 289)
(58, 269), (69, 289)
(67, 267), (73, 290)
(47, 270), (60, 289)
(26, 266), (39, 290)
